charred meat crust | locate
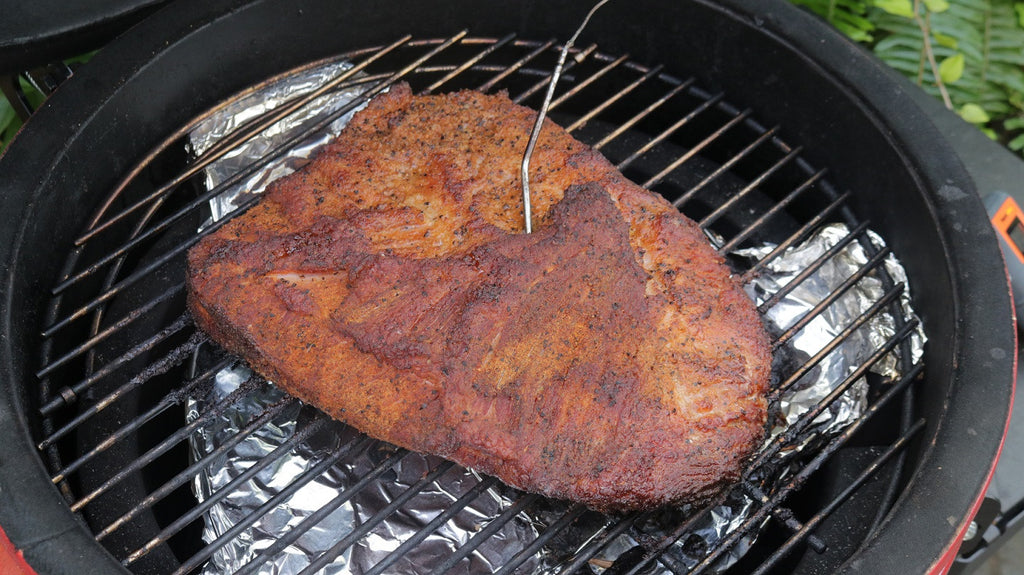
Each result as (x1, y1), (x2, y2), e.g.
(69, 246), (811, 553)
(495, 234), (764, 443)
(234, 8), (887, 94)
(187, 83), (770, 512)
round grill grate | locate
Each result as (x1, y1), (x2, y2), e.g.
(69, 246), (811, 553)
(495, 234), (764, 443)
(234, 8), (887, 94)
(31, 36), (923, 574)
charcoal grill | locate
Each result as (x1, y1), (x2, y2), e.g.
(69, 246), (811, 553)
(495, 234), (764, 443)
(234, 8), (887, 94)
(0, 0), (1014, 574)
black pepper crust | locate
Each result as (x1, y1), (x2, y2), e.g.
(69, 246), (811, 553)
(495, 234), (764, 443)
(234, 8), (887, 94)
(187, 83), (770, 512)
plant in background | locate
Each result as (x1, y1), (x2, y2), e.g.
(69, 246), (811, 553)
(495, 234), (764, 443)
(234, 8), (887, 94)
(791, 0), (1024, 155)
(0, 77), (46, 151)
(0, 53), (95, 153)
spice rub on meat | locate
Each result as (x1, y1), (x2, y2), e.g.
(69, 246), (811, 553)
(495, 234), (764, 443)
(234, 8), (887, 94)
(187, 83), (770, 512)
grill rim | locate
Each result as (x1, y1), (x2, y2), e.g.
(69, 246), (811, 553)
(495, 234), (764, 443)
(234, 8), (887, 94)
(0, 0), (1013, 574)
(735, 3), (1015, 573)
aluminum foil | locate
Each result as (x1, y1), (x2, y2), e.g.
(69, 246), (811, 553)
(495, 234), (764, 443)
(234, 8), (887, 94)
(186, 59), (927, 574)
(189, 365), (541, 575)
(737, 225), (926, 439)
(187, 60), (372, 228)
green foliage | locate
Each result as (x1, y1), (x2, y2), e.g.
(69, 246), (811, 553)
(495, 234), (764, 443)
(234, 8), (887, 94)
(877, 0), (916, 18)
(961, 102), (992, 123)
(791, 0), (1024, 159)
(939, 52), (965, 82)
(0, 77), (46, 152)
(790, 0), (878, 41)
(1, 52), (96, 153)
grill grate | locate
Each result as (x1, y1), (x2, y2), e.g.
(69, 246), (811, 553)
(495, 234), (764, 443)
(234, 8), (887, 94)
(33, 34), (925, 574)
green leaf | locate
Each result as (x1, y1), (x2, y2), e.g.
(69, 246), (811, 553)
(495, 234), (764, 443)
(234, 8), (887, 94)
(836, 23), (874, 42)
(1005, 117), (1024, 130)
(874, 0), (915, 18)
(792, 0), (876, 41)
(959, 103), (991, 123)
(63, 50), (98, 66)
(981, 127), (998, 140)
(938, 53), (965, 83)
(17, 77), (46, 110)
(1009, 133), (1024, 151)
(932, 32), (958, 49)
(0, 100), (15, 132)
(923, 0), (950, 13)
(0, 98), (18, 151)
(1015, 3), (1024, 28)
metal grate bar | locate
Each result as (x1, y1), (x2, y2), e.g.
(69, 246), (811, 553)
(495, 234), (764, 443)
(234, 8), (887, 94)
(625, 367), (923, 575)
(749, 419), (926, 575)
(547, 53), (630, 111)
(651, 109), (749, 192)
(69, 375), (275, 511)
(40, 310), (194, 416)
(194, 37), (409, 174)
(489, 503), (589, 575)
(652, 109), (752, 191)
(85, 395), (297, 532)
(39, 326), (203, 449)
(693, 416), (927, 575)
(477, 39), (556, 92)
(616, 94), (727, 173)
(44, 188), (265, 338)
(771, 246), (893, 349)
(747, 318), (921, 474)
(49, 61), (372, 297)
(48, 356), (232, 484)
(683, 127), (780, 203)
(424, 494), (555, 575)
(156, 435), (373, 570)
(756, 221), (870, 314)
(558, 510), (653, 575)
(603, 493), (733, 575)
(697, 146), (804, 226)
(71, 36), (415, 250)
(512, 43), (598, 104)
(36, 282), (184, 379)
(295, 461), (458, 575)
(741, 191), (851, 280)
(98, 412), (330, 541)
(717, 168), (826, 254)
(363, 476), (506, 575)
(772, 283), (905, 399)
(565, 64), (664, 132)
(227, 446), (409, 575)
(741, 482), (826, 553)
(52, 33), (468, 303)
(422, 33), (517, 94)
(593, 80), (693, 151)
(128, 422), (337, 552)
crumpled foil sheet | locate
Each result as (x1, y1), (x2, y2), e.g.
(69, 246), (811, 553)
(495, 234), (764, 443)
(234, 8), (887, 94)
(186, 59), (927, 574)
(188, 366), (541, 575)
(187, 60), (370, 227)
(737, 225), (926, 440)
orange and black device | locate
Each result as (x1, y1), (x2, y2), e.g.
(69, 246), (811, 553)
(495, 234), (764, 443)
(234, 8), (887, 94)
(991, 194), (1024, 265)
(986, 191), (1024, 329)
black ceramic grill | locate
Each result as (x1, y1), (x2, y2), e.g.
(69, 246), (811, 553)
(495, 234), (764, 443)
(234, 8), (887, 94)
(31, 35), (925, 574)
(0, 1), (1014, 574)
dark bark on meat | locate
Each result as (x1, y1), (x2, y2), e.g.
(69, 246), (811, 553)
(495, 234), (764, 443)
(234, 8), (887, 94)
(187, 83), (770, 512)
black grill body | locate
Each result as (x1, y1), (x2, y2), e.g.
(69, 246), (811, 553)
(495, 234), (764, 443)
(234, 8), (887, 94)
(0, 1), (1014, 574)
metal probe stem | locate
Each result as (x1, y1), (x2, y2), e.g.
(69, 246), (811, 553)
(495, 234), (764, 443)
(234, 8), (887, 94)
(520, 0), (612, 233)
